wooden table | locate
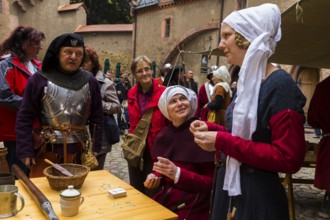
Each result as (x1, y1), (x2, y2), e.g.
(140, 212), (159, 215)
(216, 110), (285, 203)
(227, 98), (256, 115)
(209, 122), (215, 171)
(13, 170), (177, 220)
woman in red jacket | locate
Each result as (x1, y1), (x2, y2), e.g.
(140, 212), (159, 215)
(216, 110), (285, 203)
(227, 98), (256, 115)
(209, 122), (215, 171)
(0, 26), (45, 174)
(127, 55), (167, 197)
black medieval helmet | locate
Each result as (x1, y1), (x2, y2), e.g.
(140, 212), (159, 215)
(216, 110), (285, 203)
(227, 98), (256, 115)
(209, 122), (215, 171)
(42, 33), (85, 72)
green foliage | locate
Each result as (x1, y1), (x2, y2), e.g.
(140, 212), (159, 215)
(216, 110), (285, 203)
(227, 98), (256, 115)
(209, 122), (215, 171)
(70, 0), (132, 24)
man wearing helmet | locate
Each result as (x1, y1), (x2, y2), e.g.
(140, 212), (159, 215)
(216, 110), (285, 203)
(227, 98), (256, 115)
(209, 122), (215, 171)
(156, 63), (172, 85)
(16, 33), (103, 177)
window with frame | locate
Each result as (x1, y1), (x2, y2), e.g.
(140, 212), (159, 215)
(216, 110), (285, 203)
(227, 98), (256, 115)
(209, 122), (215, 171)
(164, 18), (171, 38)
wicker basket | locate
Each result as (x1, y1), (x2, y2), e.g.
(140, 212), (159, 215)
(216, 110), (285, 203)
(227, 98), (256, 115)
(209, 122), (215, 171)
(43, 164), (90, 191)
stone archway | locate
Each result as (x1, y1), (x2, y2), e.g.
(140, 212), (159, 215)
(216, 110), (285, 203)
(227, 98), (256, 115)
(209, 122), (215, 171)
(160, 22), (220, 66)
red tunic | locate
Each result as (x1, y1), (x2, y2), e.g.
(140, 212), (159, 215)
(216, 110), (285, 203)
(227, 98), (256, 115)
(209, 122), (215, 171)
(308, 76), (330, 192)
(195, 82), (212, 121)
(155, 76), (164, 85)
(208, 109), (305, 173)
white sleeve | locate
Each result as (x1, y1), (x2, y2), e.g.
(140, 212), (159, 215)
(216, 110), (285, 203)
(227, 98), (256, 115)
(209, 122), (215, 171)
(174, 167), (181, 184)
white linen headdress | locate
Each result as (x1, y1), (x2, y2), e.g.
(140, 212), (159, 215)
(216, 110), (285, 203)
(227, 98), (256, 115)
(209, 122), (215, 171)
(213, 66), (232, 98)
(222, 3), (282, 196)
(158, 85), (197, 121)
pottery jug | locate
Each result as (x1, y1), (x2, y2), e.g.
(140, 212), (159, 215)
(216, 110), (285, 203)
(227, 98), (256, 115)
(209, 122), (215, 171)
(60, 185), (84, 217)
(0, 148), (10, 173)
(0, 173), (15, 186)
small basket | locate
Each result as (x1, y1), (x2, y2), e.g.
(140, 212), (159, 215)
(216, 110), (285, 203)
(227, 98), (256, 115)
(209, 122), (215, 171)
(43, 163), (90, 191)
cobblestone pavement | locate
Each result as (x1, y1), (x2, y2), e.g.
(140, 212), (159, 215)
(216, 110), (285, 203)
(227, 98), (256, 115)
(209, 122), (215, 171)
(103, 137), (129, 183)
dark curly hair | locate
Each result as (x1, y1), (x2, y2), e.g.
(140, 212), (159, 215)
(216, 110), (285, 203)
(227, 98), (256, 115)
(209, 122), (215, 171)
(84, 45), (102, 76)
(0, 26), (45, 62)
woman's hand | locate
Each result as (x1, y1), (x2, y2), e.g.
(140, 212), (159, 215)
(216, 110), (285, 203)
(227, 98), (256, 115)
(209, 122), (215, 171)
(192, 130), (217, 152)
(190, 120), (208, 133)
(21, 157), (36, 168)
(144, 173), (161, 189)
(190, 120), (217, 151)
(152, 157), (177, 181)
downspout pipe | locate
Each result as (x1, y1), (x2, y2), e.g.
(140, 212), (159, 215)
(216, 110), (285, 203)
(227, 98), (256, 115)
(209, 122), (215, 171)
(217, 0), (225, 66)
(133, 8), (137, 59)
(131, 4), (137, 85)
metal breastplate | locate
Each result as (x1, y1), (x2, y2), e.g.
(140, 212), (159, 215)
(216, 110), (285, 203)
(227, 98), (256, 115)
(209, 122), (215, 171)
(41, 81), (91, 144)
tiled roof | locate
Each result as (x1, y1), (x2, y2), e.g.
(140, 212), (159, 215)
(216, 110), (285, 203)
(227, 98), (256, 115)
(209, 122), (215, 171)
(58, 3), (85, 12)
(75, 24), (133, 33)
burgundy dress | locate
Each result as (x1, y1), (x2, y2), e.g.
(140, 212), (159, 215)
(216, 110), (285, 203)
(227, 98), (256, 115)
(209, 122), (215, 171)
(151, 118), (215, 220)
(308, 76), (330, 192)
(195, 82), (212, 121)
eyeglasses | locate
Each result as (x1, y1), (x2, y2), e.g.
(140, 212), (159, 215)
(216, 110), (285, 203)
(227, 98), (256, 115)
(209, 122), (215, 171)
(135, 67), (151, 74)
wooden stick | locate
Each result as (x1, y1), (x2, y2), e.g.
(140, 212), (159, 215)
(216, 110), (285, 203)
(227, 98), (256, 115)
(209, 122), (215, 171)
(11, 164), (59, 220)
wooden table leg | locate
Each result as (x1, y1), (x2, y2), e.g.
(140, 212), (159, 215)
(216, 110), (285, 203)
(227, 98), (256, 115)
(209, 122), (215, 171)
(283, 174), (295, 220)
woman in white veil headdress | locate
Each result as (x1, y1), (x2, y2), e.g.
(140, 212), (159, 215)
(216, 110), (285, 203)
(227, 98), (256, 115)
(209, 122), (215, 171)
(190, 3), (306, 220)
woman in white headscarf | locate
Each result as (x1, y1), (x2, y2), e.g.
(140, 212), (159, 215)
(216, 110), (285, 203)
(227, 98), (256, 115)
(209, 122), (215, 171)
(144, 85), (215, 220)
(190, 4), (306, 220)
(206, 65), (232, 126)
